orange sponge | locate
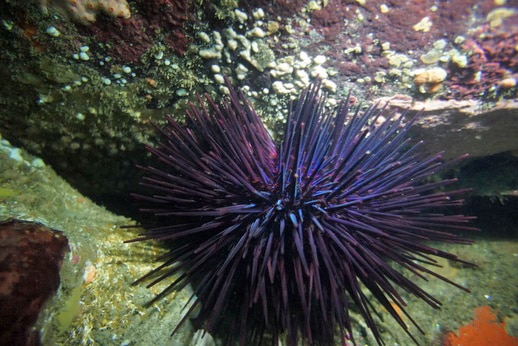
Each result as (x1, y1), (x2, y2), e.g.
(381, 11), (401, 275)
(445, 305), (518, 346)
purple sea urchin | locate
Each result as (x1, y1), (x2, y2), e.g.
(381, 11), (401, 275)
(130, 80), (476, 345)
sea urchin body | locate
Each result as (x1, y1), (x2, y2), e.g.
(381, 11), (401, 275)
(130, 80), (475, 345)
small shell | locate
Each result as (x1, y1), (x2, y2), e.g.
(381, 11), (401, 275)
(83, 264), (97, 284)
(414, 67), (447, 85)
(498, 77), (516, 89)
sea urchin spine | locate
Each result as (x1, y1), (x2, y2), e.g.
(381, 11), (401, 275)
(129, 80), (476, 345)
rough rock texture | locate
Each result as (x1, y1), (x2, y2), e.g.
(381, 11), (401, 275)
(0, 219), (68, 345)
(379, 97), (518, 159)
(0, 137), (199, 345)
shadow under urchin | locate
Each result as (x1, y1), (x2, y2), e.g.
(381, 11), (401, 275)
(128, 79), (477, 345)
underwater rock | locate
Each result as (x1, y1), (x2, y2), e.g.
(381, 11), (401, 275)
(0, 141), (199, 345)
(0, 219), (68, 345)
(377, 96), (518, 159)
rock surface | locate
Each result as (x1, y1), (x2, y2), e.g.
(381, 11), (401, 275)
(379, 96), (518, 159)
(0, 137), (197, 345)
(0, 219), (68, 345)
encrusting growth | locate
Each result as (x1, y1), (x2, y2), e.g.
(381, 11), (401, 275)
(40, 0), (131, 24)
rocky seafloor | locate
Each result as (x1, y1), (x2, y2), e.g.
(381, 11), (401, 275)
(1, 0), (517, 345)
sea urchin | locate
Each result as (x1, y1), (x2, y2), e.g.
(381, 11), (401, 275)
(130, 80), (475, 345)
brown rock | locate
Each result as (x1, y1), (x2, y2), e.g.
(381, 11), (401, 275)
(0, 219), (69, 345)
(374, 97), (518, 159)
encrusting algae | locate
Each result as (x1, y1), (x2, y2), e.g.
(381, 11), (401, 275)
(445, 306), (518, 346)
(40, 0), (131, 24)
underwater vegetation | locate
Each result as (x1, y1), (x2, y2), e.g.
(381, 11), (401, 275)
(130, 80), (477, 345)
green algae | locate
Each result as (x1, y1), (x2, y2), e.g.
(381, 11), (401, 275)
(56, 285), (83, 335)
(0, 187), (19, 199)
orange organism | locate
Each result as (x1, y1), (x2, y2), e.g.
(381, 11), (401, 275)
(445, 305), (518, 346)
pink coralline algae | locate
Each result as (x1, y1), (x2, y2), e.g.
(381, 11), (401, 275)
(41, 0), (131, 24)
(82, 0), (190, 63)
(444, 13), (518, 100)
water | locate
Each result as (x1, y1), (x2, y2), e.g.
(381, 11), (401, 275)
(0, 0), (517, 345)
